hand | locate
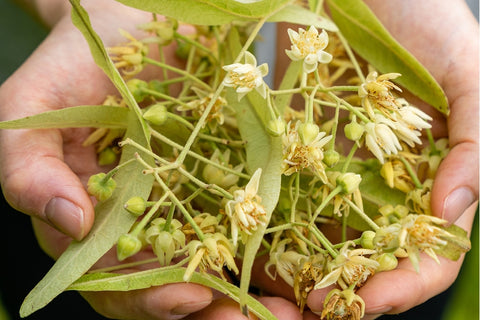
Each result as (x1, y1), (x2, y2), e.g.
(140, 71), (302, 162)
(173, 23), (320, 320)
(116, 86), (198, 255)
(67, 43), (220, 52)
(305, 0), (478, 317)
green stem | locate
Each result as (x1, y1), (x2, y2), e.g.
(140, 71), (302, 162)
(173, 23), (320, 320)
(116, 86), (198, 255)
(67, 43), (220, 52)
(342, 196), (379, 231)
(309, 225), (338, 258)
(337, 32), (365, 83)
(399, 155), (423, 189)
(341, 142), (359, 173)
(310, 186), (342, 226)
(131, 193), (169, 236)
(174, 31), (218, 63)
(426, 128), (439, 155)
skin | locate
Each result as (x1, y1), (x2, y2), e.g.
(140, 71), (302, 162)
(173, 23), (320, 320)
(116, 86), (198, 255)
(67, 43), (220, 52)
(0, 0), (477, 319)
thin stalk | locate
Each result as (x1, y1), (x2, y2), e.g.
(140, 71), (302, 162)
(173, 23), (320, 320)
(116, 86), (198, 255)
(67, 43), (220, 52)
(337, 32), (365, 82)
(342, 196), (379, 231)
(399, 155), (423, 189)
(130, 193), (169, 236)
(308, 225), (337, 258)
(341, 142), (359, 173)
(310, 186), (342, 226)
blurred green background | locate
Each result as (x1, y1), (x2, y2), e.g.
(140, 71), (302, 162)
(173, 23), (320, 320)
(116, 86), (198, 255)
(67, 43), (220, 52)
(0, 0), (477, 319)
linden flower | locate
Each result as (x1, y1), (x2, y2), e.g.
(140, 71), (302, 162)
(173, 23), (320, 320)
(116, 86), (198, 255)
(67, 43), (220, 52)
(294, 255), (326, 313)
(364, 114), (402, 164)
(202, 148), (244, 190)
(315, 241), (379, 290)
(223, 51), (268, 100)
(381, 157), (417, 193)
(108, 29), (148, 77)
(183, 232), (239, 281)
(375, 214), (471, 272)
(321, 288), (365, 320)
(177, 87), (227, 132)
(225, 168), (267, 246)
(358, 71), (402, 118)
(285, 26), (333, 73)
(282, 121), (332, 183)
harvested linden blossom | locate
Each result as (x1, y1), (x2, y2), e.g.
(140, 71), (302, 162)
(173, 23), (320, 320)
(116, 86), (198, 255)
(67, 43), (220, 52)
(225, 168), (267, 246)
(315, 241), (379, 290)
(108, 29), (148, 77)
(358, 71), (402, 118)
(364, 114), (402, 164)
(223, 51), (268, 100)
(183, 233), (239, 282)
(202, 149), (243, 190)
(286, 26), (333, 73)
(282, 121), (332, 182)
(321, 288), (365, 320)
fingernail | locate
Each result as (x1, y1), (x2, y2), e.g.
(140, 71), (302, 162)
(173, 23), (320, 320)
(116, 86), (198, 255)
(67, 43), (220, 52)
(442, 187), (476, 221)
(171, 300), (211, 316)
(45, 197), (85, 240)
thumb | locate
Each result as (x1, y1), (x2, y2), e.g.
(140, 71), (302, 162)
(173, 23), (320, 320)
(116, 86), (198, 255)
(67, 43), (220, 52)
(0, 127), (95, 240)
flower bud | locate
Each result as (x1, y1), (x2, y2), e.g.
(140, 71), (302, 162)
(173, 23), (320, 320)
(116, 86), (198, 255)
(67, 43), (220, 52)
(336, 172), (362, 194)
(117, 233), (142, 261)
(323, 149), (340, 167)
(124, 196), (147, 217)
(375, 253), (398, 272)
(87, 173), (116, 201)
(360, 230), (376, 249)
(127, 78), (148, 102)
(299, 122), (319, 145)
(153, 231), (176, 266)
(344, 121), (364, 141)
(143, 104), (168, 126)
(266, 117), (285, 137)
(98, 147), (117, 166)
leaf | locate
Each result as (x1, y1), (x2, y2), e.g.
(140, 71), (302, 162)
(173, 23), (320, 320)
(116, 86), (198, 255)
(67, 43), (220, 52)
(114, 0), (291, 25)
(68, 268), (277, 320)
(0, 106), (129, 129)
(69, 0), (150, 136)
(326, 0), (449, 115)
(436, 224), (472, 261)
(267, 4), (338, 31)
(20, 111), (155, 317)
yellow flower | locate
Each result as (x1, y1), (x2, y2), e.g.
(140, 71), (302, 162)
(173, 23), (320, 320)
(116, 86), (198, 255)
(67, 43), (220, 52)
(108, 29), (148, 77)
(315, 241), (378, 290)
(294, 255), (326, 313)
(285, 26), (333, 73)
(282, 121), (332, 182)
(223, 51), (268, 100)
(321, 288), (365, 320)
(183, 233), (238, 281)
(358, 71), (402, 118)
(225, 168), (267, 246)
(177, 87), (227, 132)
(381, 158), (416, 193)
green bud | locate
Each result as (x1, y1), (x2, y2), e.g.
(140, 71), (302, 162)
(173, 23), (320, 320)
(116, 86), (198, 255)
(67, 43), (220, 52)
(117, 233), (142, 261)
(98, 147), (117, 166)
(323, 149), (340, 167)
(375, 253), (398, 272)
(175, 41), (192, 60)
(266, 118), (285, 137)
(153, 231), (176, 266)
(143, 104), (168, 126)
(360, 230), (376, 249)
(127, 79), (149, 102)
(148, 80), (167, 94)
(124, 196), (147, 216)
(336, 172), (362, 194)
(87, 173), (116, 201)
(344, 121), (364, 141)
(299, 122), (320, 145)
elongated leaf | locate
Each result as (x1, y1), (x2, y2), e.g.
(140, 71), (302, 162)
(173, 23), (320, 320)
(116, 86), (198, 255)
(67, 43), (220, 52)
(114, 0), (291, 25)
(68, 268), (277, 320)
(267, 4), (338, 31)
(69, 0), (150, 136)
(326, 0), (449, 115)
(0, 106), (129, 129)
(20, 112), (154, 317)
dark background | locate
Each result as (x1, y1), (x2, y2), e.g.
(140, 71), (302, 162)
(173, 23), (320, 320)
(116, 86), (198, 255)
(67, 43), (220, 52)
(0, 0), (477, 319)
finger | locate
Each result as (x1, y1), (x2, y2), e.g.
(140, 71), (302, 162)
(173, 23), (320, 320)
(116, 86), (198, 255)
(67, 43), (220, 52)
(82, 283), (212, 320)
(257, 296), (303, 320)
(186, 298), (251, 320)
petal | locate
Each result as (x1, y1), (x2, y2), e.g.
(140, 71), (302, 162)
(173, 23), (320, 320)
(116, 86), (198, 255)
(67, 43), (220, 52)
(317, 51), (333, 64)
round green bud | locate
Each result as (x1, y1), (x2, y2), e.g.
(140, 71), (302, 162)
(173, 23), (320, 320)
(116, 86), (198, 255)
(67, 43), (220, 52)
(175, 41), (192, 60)
(375, 253), (398, 272)
(117, 233), (142, 261)
(87, 173), (116, 201)
(360, 230), (376, 250)
(143, 104), (168, 126)
(126, 79), (149, 102)
(323, 149), (340, 167)
(124, 196), (147, 217)
(98, 148), (117, 166)
(336, 172), (362, 194)
(344, 121), (365, 141)
(299, 122), (320, 145)
(266, 118), (286, 137)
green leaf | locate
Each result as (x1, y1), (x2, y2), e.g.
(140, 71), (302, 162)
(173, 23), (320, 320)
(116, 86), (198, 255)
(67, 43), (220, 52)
(326, 0), (449, 115)
(436, 224), (472, 261)
(68, 268), (277, 320)
(114, 0), (291, 25)
(69, 0), (150, 136)
(0, 106), (129, 129)
(267, 4), (338, 31)
(20, 112), (154, 317)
